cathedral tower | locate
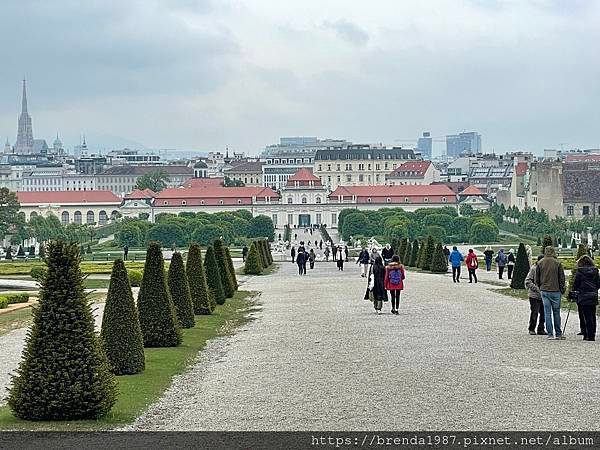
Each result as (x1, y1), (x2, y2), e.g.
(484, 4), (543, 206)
(14, 79), (34, 154)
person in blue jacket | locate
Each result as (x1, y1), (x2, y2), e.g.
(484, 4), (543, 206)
(449, 246), (464, 283)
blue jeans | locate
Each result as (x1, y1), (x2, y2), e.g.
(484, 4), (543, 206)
(485, 257), (492, 271)
(541, 291), (562, 337)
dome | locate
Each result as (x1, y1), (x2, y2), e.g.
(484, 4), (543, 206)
(194, 160), (208, 169)
(53, 134), (62, 147)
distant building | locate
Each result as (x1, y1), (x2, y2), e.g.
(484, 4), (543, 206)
(14, 80), (34, 154)
(224, 160), (264, 186)
(417, 132), (432, 160)
(96, 165), (193, 195)
(22, 165), (96, 192)
(386, 160), (440, 186)
(106, 149), (161, 165)
(446, 132), (481, 158)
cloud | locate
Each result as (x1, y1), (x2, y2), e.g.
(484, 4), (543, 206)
(323, 19), (369, 46)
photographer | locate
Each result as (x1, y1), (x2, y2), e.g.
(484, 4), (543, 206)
(572, 255), (600, 341)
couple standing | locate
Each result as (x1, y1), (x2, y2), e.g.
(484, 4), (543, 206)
(368, 255), (405, 315)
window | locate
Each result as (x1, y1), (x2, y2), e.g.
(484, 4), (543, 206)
(376, 163), (381, 171)
(346, 175), (352, 182)
(98, 210), (108, 225)
(567, 205), (574, 216)
(287, 197), (293, 204)
(583, 206), (590, 216)
(272, 214), (278, 226)
(358, 164), (365, 171)
(302, 197), (307, 204)
(237, 199), (242, 204)
(336, 164), (341, 171)
(332, 213), (337, 224)
(318, 164), (322, 171)
(424, 197), (429, 203)
(405, 197), (410, 203)
(337, 175), (341, 183)
(219, 200), (224, 205)
(386, 197), (391, 203)
(181, 200), (187, 205)
(86, 210), (95, 224)
(163, 201), (168, 205)
(288, 214), (293, 225)
(358, 174), (364, 182)
(367, 197), (372, 203)
(376, 174), (380, 182)
(345, 163), (352, 171)
(200, 200), (205, 205)
(327, 164), (331, 171)
(316, 197), (322, 204)
(61, 211), (69, 225)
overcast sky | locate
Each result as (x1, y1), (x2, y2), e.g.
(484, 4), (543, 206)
(1, 0), (599, 156)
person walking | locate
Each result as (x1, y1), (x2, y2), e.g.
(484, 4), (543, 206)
(443, 246), (451, 262)
(382, 244), (394, 265)
(484, 246), (494, 272)
(465, 249), (478, 283)
(296, 250), (307, 275)
(291, 246), (296, 264)
(534, 246), (566, 340)
(357, 247), (370, 277)
(344, 245), (349, 262)
(336, 246), (344, 271)
(507, 249), (516, 279)
(324, 247), (330, 261)
(372, 256), (388, 313)
(525, 254), (546, 335)
(123, 244), (129, 261)
(384, 255), (405, 315)
(308, 249), (316, 270)
(370, 247), (380, 264)
(319, 240), (323, 250)
(572, 255), (600, 341)
(496, 249), (507, 279)
(242, 244), (249, 262)
(449, 246), (464, 283)
(332, 245), (338, 262)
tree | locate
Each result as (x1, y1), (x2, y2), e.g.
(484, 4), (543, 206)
(403, 239), (412, 265)
(191, 224), (224, 246)
(424, 225), (446, 242)
(168, 252), (195, 328)
(542, 235), (553, 254)
(459, 203), (475, 217)
(340, 212), (370, 241)
(408, 240), (419, 267)
(213, 239), (235, 299)
(247, 215), (275, 241)
(38, 243), (45, 259)
(416, 240), (426, 268)
(134, 169), (170, 192)
(100, 259), (145, 375)
(244, 241), (263, 275)
(571, 238), (577, 249)
(0, 188), (20, 239)
(224, 247), (238, 291)
(420, 236), (436, 271)
(116, 223), (143, 247)
(17, 245), (25, 257)
(398, 239), (408, 264)
(223, 176), (245, 187)
(431, 243), (449, 273)
(204, 245), (226, 305)
(8, 241), (117, 420)
(137, 242), (182, 347)
(470, 222), (499, 244)
(146, 223), (186, 248)
(186, 243), (214, 315)
(510, 243), (530, 290)
(5, 245), (12, 260)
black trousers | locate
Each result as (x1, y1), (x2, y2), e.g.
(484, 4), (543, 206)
(390, 290), (401, 311)
(580, 304), (597, 339)
(298, 263), (306, 275)
(468, 268), (477, 283)
(528, 297), (545, 333)
(578, 306), (586, 334)
(498, 266), (505, 279)
(507, 265), (514, 279)
(452, 266), (461, 282)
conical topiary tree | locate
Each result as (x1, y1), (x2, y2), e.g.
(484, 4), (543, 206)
(8, 241), (117, 420)
(186, 243), (214, 315)
(137, 242), (182, 347)
(571, 238), (577, 249)
(168, 252), (195, 328)
(408, 240), (419, 267)
(29, 245), (35, 257)
(5, 246), (12, 260)
(204, 245), (225, 305)
(100, 258), (145, 375)
(542, 235), (553, 254)
(17, 245), (25, 257)
(267, 240), (274, 265)
(244, 241), (263, 275)
(510, 243), (530, 289)
(536, 236), (541, 246)
(39, 244), (45, 259)
(213, 239), (235, 299)
(420, 236), (436, 271)
(431, 243), (448, 273)
(258, 240), (269, 268)
(403, 239), (412, 265)
(398, 238), (408, 264)
(225, 247), (238, 291)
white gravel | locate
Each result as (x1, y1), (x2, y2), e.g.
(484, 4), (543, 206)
(126, 261), (600, 431)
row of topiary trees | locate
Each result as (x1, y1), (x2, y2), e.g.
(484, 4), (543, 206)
(393, 236), (448, 274)
(7, 237), (240, 421)
(243, 239), (273, 275)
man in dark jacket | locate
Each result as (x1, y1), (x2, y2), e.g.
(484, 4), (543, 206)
(296, 250), (307, 275)
(382, 244), (394, 264)
(242, 244), (249, 262)
(534, 246), (566, 340)
(291, 246), (296, 264)
(357, 247), (370, 277)
(572, 255), (600, 341)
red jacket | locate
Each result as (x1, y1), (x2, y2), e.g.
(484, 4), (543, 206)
(384, 263), (405, 291)
(466, 252), (478, 269)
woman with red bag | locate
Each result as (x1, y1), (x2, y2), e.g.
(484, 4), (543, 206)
(465, 249), (479, 284)
(384, 255), (406, 315)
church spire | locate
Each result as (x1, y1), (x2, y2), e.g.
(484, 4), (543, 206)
(15, 78), (34, 154)
(21, 79), (28, 114)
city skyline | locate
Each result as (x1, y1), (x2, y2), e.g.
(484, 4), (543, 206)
(1, 1), (600, 155)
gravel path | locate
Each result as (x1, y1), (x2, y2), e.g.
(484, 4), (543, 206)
(128, 261), (600, 431)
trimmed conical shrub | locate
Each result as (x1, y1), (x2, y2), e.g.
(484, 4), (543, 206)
(186, 243), (214, 315)
(542, 235), (553, 254)
(244, 241), (263, 275)
(420, 236), (436, 271)
(258, 240), (269, 268)
(137, 242), (182, 347)
(408, 240), (419, 267)
(398, 239), (408, 264)
(5, 246), (12, 260)
(403, 239), (412, 266)
(416, 239), (426, 268)
(213, 239), (235, 299)
(101, 258), (145, 375)
(39, 244), (45, 259)
(225, 247), (238, 290)
(204, 245), (226, 305)
(168, 252), (195, 328)
(510, 243), (530, 289)
(431, 243), (448, 273)
(8, 241), (117, 420)
(17, 245), (25, 257)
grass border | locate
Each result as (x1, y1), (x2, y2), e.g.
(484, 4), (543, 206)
(0, 290), (258, 431)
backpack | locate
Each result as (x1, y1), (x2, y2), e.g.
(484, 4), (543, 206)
(389, 268), (403, 285)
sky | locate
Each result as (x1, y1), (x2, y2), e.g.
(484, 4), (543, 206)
(1, 0), (599, 156)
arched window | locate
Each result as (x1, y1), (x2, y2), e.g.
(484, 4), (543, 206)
(237, 199), (242, 204)
(74, 211), (82, 224)
(386, 197), (391, 203)
(200, 200), (205, 205)
(61, 211), (70, 225)
(98, 210), (108, 225)
(219, 200), (224, 205)
(404, 197), (410, 203)
(302, 197), (307, 204)
(30, 211), (38, 220)
(287, 197), (293, 204)
(110, 210), (120, 221)
(367, 198), (372, 203)
(86, 210), (95, 224)
(442, 197), (447, 203)
(424, 197), (429, 203)
(163, 201), (168, 205)
(316, 197), (322, 204)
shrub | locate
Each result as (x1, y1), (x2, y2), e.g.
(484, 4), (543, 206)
(127, 270), (143, 287)
(470, 222), (499, 244)
(8, 241), (117, 420)
(431, 243), (448, 273)
(0, 297), (7, 308)
(87, 244), (93, 254)
(536, 236), (541, 246)
(3, 293), (30, 304)
(225, 247), (238, 290)
(28, 246), (35, 257)
(403, 238), (412, 265)
(100, 259), (145, 375)
(247, 215), (275, 241)
(168, 252), (195, 328)
(398, 238), (408, 264)
(244, 241), (263, 275)
(408, 240), (419, 267)
(137, 242), (182, 347)
(542, 235), (553, 253)
(30, 266), (47, 283)
(204, 245), (225, 306)
(5, 246), (12, 260)
(213, 239), (235, 299)
(416, 239), (426, 268)
(186, 243), (214, 315)
(16, 245), (25, 257)
(510, 243), (530, 290)
(420, 236), (436, 271)
(39, 244), (45, 259)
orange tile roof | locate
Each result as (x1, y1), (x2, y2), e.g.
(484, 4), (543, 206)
(388, 161), (432, 177)
(286, 168), (320, 183)
(459, 185), (485, 196)
(181, 178), (224, 188)
(154, 186), (279, 207)
(329, 184), (457, 204)
(17, 190), (122, 205)
(125, 188), (156, 200)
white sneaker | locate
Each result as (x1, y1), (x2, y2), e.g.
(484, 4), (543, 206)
(547, 335), (555, 340)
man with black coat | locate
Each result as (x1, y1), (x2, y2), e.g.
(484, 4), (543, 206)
(572, 255), (600, 341)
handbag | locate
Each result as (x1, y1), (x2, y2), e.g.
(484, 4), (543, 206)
(567, 290), (578, 302)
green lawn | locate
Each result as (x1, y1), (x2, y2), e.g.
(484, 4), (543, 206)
(0, 308), (32, 337)
(83, 278), (111, 290)
(0, 261), (146, 276)
(0, 290), (258, 430)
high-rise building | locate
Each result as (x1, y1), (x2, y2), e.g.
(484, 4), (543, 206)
(14, 79), (34, 154)
(417, 132), (432, 160)
(446, 131), (481, 158)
